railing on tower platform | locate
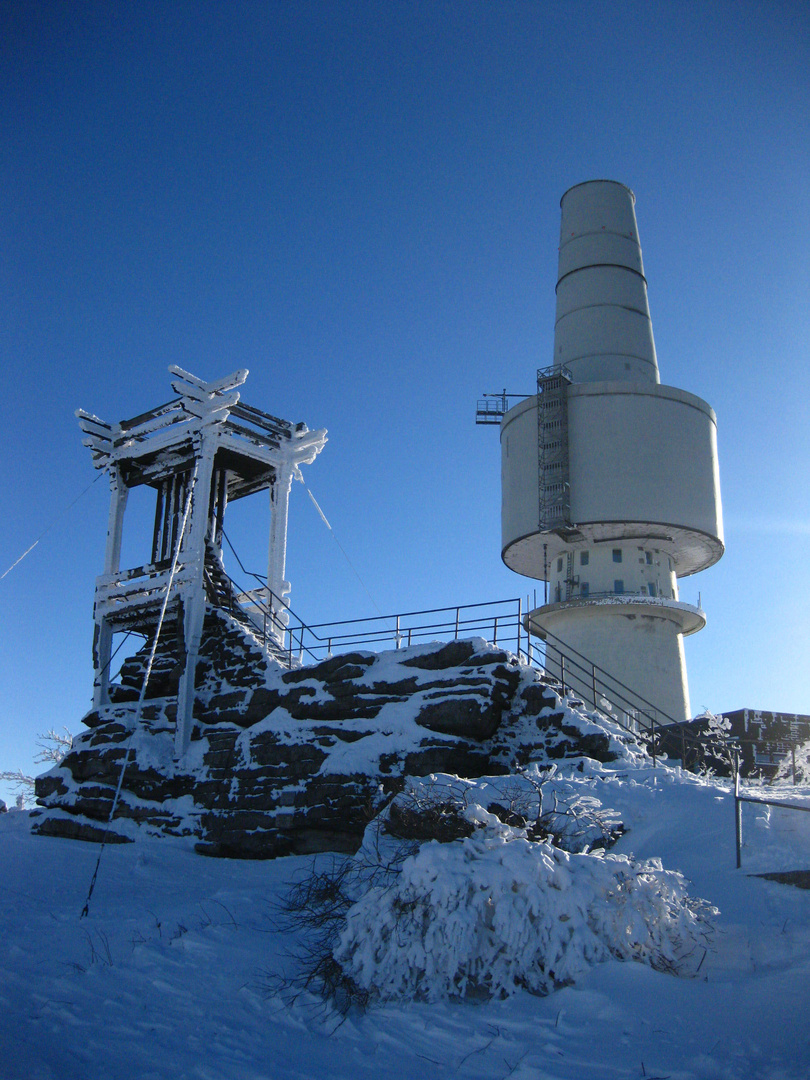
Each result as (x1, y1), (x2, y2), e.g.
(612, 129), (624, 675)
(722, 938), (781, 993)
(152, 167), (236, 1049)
(475, 390), (530, 426)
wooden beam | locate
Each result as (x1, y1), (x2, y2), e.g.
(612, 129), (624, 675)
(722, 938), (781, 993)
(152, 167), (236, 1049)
(168, 365), (248, 395)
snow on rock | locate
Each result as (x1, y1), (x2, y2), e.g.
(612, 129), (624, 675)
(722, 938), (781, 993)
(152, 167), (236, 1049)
(32, 610), (649, 858)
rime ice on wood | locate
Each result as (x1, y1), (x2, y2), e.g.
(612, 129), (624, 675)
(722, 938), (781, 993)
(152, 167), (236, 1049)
(76, 366), (326, 757)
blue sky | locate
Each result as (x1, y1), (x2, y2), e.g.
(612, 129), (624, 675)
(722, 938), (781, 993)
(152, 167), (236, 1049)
(2, 0), (809, 797)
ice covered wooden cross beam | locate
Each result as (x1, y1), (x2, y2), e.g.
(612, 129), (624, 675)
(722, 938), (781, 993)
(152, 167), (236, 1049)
(77, 366), (326, 756)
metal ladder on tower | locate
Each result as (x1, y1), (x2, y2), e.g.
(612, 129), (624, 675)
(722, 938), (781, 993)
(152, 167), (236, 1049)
(537, 364), (572, 532)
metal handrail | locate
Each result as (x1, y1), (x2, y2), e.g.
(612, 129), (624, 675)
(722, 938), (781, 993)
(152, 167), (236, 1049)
(209, 542), (729, 771)
(301, 595), (515, 633)
(208, 550), (524, 669)
(734, 759), (810, 868)
(533, 623), (733, 769)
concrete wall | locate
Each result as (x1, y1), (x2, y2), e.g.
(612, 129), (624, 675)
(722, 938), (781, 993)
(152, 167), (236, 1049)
(501, 384), (723, 579)
(547, 543), (678, 604)
(501, 396), (541, 564)
(535, 602), (691, 723)
(567, 383), (723, 575)
(554, 180), (659, 385)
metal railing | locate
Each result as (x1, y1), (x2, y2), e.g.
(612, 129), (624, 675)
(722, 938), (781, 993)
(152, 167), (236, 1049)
(216, 534), (528, 667)
(733, 761), (810, 868)
(734, 787), (810, 869)
(286, 597), (524, 662)
(211, 538), (732, 771)
(217, 574), (525, 670)
(205, 545), (810, 871)
(525, 623), (733, 770)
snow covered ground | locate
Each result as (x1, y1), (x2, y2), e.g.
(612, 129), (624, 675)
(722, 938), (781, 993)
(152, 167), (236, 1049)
(2, 764), (810, 1080)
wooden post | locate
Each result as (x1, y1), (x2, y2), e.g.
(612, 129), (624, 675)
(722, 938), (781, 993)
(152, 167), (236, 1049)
(92, 619), (114, 710)
(103, 467), (128, 576)
(213, 467), (228, 549)
(267, 460), (294, 646)
(175, 446), (215, 758)
(735, 795), (743, 868)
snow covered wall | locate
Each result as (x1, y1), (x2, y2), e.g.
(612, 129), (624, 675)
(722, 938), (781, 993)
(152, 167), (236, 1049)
(33, 609), (646, 857)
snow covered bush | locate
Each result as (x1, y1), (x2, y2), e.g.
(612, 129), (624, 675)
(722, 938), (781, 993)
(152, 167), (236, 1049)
(279, 772), (715, 1007)
(0, 728), (73, 809)
(690, 711), (739, 776)
(335, 832), (715, 1002)
(772, 739), (810, 785)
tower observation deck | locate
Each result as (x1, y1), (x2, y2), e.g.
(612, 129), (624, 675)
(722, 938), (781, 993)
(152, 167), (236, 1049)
(500, 181), (723, 722)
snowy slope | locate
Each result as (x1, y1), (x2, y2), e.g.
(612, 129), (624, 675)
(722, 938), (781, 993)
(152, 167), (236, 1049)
(2, 764), (810, 1080)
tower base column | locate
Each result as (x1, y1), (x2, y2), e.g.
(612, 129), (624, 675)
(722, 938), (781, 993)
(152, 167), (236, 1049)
(528, 601), (696, 725)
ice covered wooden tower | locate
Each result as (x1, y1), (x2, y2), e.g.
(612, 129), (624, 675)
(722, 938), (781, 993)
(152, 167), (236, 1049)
(77, 367), (326, 754)
(498, 181), (723, 722)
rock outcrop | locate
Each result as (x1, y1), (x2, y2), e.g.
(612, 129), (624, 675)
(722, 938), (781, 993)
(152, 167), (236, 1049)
(33, 608), (641, 857)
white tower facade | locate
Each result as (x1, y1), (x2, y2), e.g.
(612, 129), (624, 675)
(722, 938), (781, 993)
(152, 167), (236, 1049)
(501, 181), (723, 722)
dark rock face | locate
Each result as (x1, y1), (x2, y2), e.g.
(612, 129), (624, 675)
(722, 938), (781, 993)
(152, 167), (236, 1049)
(33, 609), (624, 858)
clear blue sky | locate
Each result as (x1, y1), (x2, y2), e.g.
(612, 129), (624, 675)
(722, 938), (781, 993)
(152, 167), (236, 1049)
(2, 0), (808, 799)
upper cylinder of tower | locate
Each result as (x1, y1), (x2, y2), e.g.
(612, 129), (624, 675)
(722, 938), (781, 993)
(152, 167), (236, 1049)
(554, 180), (659, 384)
(500, 180), (724, 584)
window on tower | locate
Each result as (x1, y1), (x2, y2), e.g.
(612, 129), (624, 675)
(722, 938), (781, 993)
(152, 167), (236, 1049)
(580, 551), (589, 566)
(612, 549), (622, 563)
(614, 580), (624, 593)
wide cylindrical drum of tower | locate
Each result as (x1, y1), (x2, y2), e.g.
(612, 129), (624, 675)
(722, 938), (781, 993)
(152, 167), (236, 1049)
(500, 383), (723, 579)
(567, 383), (723, 573)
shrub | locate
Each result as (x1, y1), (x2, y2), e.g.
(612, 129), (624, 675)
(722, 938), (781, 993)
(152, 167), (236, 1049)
(276, 771), (714, 1007)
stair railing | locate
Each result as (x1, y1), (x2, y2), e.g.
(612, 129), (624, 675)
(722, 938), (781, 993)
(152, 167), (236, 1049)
(211, 534), (732, 770)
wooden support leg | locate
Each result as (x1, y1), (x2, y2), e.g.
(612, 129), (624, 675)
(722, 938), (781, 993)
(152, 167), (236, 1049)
(93, 619), (113, 710)
(175, 591), (205, 758)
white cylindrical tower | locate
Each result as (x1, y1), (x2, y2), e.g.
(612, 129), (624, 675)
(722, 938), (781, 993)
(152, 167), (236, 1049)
(501, 181), (723, 722)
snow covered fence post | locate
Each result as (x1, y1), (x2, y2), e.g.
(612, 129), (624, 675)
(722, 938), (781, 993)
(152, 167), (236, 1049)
(735, 754), (743, 868)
